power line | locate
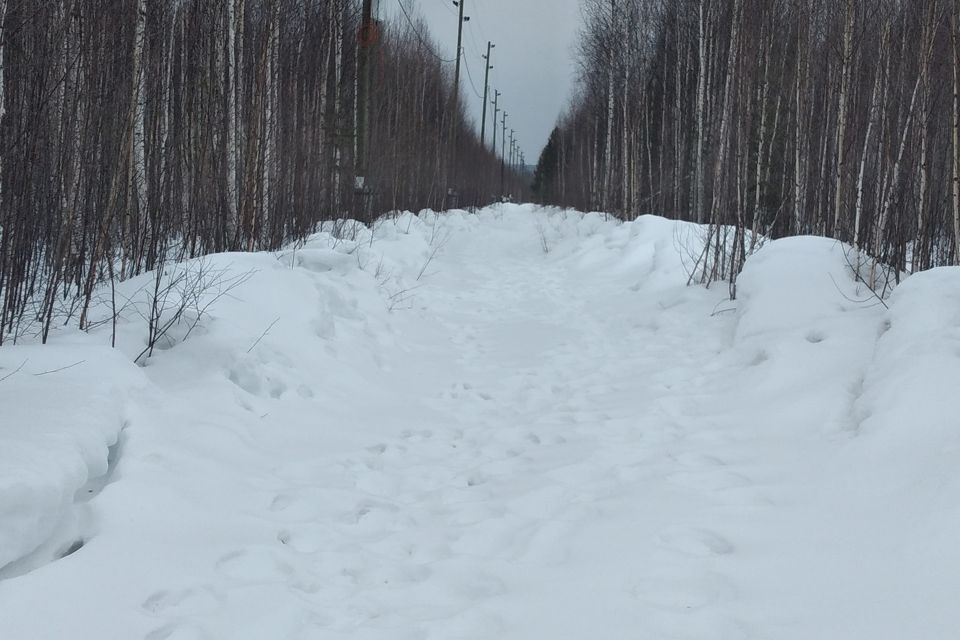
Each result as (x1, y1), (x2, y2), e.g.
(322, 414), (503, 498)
(396, 0), (457, 63)
(466, 20), (486, 60)
(462, 52), (485, 100)
(433, 0), (457, 16)
(470, 0), (486, 24)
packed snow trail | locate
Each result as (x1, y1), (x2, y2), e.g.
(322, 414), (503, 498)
(2, 206), (959, 639)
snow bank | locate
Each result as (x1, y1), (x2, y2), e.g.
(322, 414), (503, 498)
(841, 267), (960, 635)
(0, 212), (453, 576)
(735, 236), (871, 340)
(0, 342), (146, 572)
(858, 267), (960, 440)
(543, 209), (714, 289)
(729, 237), (887, 434)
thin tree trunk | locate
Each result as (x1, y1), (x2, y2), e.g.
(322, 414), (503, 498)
(914, 2), (939, 272)
(832, 0), (854, 239)
(854, 24), (886, 254)
(952, 12), (960, 262)
(874, 73), (922, 259)
(622, 55), (630, 215)
(226, 0), (239, 246)
(602, 0), (616, 213)
(125, 0), (147, 277)
(751, 12), (772, 249)
(694, 0), (708, 223)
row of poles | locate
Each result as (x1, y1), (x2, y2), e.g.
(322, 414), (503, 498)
(356, 0), (526, 211)
(480, 42), (527, 194)
(450, 0), (526, 205)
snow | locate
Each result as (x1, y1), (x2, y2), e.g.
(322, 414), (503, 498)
(0, 343), (146, 574)
(1, 204), (958, 639)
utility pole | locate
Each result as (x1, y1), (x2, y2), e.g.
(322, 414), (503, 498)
(355, 0), (380, 212)
(452, 0), (466, 108)
(491, 90), (500, 154)
(509, 129), (515, 172)
(447, 0), (468, 208)
(480, 42), (494, 148)
(500, 111), (508, 199)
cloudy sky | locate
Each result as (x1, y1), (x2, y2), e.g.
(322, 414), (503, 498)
(384, 0), (584, 166)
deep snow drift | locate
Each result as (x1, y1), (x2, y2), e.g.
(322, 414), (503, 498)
(1, 204), (958, 639)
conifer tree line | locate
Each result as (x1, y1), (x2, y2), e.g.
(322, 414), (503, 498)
(534, 0), (960, 291)
(0, 0), (525, 344)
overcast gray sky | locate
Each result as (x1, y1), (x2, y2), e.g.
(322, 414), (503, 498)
(384, 0), (583, 166)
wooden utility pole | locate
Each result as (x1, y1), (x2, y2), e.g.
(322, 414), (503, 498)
(448, 0), (468, 206)
(481, 42), (495, 147)
(452, 0), (466, 107)
(356, 0), (379, 203)
(491, 89), (501, 154)
(509, 129), (515, 171)
(501, 111), (508, 198)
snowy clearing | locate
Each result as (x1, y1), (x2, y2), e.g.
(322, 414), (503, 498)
(1, 204), (958, 639)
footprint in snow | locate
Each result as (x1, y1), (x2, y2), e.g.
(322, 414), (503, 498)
(673, 451), (727, 469)
(296, 384), (314, 399)
(267, 492), (326, 522)
(214, 548), (294, 583)
(346, 499), (402, 527)
(657, 527), (735, 557)
(401, 428), (435, 442)
(630, 570), (728, 612)
(666, 469), (750, 492)
(145, 622), (210, 640)
(465, 472), (486, 487)
(269, 493), (294, 511)
(142, 588), (220, 617)
(276, 520), (338, 555)
(462, 573), (509, 599)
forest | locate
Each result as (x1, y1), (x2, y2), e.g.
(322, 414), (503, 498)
(0, 0), (528, 344)
(5, 0), (958, 344)
(534, 0), (960, 296)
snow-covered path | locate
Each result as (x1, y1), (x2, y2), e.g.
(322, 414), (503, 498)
(2, 207), (959, 639)
(398, 218), (744, 638)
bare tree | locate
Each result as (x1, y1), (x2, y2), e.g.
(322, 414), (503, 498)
(0, 0), (527, 345)
(534, 0), (959, 290)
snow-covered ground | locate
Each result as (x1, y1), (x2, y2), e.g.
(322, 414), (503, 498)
(1, 204), (958, 639)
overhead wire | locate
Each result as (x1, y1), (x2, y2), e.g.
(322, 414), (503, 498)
(466, 19), (486, 60)
(434, 0), (457, 16)
(461, 52), (486, 100)
(459, 1), (496, 115)
(425, 0), (511, 152)
(396, 0), (457, 63)
(469, 0), (486, 24)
